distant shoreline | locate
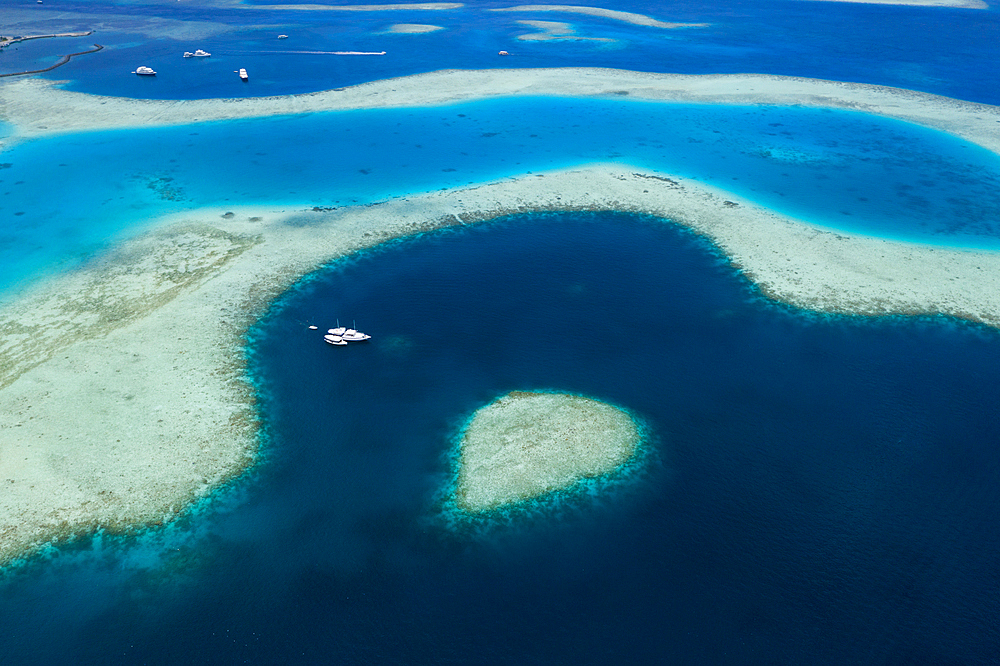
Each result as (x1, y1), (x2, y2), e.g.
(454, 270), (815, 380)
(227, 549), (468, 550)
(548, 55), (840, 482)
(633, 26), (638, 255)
(0, 44), (103, 80)
(0, 31), (94, 49)
(2, 69), (1000, 568)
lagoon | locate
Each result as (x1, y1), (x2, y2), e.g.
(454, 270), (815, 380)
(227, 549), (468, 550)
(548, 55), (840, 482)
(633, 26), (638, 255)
(4, 95), (1000, 294)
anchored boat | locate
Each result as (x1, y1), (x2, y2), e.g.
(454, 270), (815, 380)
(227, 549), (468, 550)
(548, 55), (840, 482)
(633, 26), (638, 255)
(326, 320), (371, 344)
(133, 66), (156, 76)
(342, 326), (371, 342)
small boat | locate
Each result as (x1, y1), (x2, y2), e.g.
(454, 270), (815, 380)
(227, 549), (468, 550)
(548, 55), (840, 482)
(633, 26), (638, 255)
(499, 50), (509, 56)
(238, 68), (248, 81)
(133, 66), (156, 76)
(183, 49), (211, 58)
(324, 334), (347, 346)
(278, 34), (288, 39)
(308, 325), (318, 330)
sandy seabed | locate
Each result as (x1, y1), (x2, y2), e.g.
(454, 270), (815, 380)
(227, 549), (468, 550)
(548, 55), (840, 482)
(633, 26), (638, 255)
(2, 68), (1000, 566)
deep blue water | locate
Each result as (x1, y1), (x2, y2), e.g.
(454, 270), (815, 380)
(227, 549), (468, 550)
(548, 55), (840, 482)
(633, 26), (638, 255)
(3, 0), (998, 104)
(3, 96), (1000, 294)
(2, 212), (999, 664)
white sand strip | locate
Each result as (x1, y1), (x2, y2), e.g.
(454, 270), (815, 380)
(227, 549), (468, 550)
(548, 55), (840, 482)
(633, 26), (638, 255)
(490, 5), (709, 28)
(2, 69), (999, 157)
(4, 163), (1000, 565)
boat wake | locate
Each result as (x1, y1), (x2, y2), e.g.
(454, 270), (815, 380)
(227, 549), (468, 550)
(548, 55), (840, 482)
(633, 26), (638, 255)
(236, 50), (387, 56)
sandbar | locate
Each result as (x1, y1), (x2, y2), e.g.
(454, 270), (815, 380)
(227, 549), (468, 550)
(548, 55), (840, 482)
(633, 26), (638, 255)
(3, 69), (1000, 565)
(384, 23), (445, 33)
(490, 5), (709, 29)
(515, 19), (614, 42)
(3, 69), (999, 159)
(453, 391), (641, 512)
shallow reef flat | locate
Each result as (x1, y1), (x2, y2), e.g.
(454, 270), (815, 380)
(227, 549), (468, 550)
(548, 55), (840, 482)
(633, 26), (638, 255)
(454, 391), (641, 513)
(3, 68), (1000, 565)
(4, 162), (1000, 565)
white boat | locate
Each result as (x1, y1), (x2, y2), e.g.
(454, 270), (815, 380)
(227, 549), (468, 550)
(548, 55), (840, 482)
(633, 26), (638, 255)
(328, 320), (370, 342)
(238, 68), (248, 81)
(342, 329), (371, 342)
(278, 34), (288, 39)
(324, 334), (347, 346)
(133, 66), (156, 76)
(342, 321), (371, 342)
(183, 49), (211, 58)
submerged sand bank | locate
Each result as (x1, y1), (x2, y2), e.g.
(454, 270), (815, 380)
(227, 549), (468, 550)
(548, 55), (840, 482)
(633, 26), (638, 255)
(515, 20), (614, 42)
(384, 23), (445, 33)
(455, 391), (641, 512)
(4, 162), (1000, 564)
(2, 68), (1000, 156)
(490, 5), (709, 29)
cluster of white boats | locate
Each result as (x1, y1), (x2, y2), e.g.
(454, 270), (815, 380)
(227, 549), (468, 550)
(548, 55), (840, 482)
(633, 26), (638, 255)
(133, 50), (210, 76)
(135, 49), (249, 80)
(308, 321), (372, 347)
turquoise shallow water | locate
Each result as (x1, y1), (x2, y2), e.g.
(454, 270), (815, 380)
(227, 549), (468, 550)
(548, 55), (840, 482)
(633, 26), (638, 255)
(2, 97), (1000, 295)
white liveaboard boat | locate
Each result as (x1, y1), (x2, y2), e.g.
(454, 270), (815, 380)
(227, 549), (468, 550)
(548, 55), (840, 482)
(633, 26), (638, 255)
(133, 66), (156, 76)
(342, 327), (371, 342)
(183, 49), (211, 58)
(238, 68), (248, 81)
